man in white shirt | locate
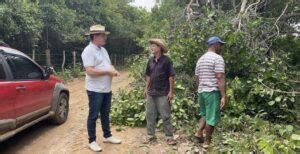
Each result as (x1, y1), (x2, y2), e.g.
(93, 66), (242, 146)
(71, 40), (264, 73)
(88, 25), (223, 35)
(81, 25), (121, 152)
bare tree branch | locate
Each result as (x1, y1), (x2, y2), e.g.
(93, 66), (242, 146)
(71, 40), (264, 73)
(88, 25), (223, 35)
(244, 0), (261, 15)
(237, 0), (248, 31)
(275, 3), (289, 36)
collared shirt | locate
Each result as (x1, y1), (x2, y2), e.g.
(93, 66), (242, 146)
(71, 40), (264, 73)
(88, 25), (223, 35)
(145, 55), (175, 96)
(195, 51), (225, 93)
(81, 42), (112, 93)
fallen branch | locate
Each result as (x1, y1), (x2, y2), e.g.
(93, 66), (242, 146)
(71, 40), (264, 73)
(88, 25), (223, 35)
(289, 80), (300, 83)
(259, 81), (300, 95)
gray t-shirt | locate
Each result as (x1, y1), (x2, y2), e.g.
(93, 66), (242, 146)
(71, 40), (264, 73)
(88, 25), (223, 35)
(81, 42), (112, 93)
(195, 51), (225, 93)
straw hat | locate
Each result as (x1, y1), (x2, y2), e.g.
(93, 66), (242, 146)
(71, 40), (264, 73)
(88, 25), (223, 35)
(85, 24), (110, 36)
(149, 39), (168, 53)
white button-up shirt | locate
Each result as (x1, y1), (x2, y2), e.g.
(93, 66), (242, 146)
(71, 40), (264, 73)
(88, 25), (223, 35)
(81, 42), (112, 93)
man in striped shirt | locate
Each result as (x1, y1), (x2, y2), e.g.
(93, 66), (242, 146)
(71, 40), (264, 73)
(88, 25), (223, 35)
(194, 36), (227, 148)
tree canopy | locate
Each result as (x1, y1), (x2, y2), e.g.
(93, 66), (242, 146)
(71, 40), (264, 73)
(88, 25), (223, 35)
(0, 0), (148, 53)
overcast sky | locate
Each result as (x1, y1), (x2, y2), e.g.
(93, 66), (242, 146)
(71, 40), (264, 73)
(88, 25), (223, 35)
(129, 0), (157, 11)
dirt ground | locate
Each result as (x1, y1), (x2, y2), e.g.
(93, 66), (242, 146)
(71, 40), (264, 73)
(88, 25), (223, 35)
(0, 71), (201, 154)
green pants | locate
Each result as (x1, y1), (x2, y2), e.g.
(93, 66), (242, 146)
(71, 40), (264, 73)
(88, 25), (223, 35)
(198, 91), (221, 126)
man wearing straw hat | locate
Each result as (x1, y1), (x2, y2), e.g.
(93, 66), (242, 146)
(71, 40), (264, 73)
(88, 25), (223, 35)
(81, 24), (122, 152)
(144, 38), (176, 145)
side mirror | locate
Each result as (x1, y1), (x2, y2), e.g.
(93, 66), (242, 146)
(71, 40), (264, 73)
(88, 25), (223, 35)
(43, 66), (54, 79)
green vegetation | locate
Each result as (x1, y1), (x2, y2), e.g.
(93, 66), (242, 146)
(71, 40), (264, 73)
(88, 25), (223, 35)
(111, 0), (300, 153)
(55, 64), (85, 82)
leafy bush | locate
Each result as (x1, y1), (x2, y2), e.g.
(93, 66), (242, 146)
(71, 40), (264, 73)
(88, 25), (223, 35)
(111, 86), (146, 127)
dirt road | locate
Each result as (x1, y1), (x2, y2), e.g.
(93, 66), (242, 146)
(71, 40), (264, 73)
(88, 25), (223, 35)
(0, 72), (194, 154)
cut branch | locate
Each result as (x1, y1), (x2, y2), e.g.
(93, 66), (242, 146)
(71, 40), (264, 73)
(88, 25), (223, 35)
(259, 81), (300, 95)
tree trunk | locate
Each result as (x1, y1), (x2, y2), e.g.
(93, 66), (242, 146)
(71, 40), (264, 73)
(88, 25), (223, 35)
(210, 0), (215, 9)
(237, 0), (248, 31)
(240, 0), (248, 14)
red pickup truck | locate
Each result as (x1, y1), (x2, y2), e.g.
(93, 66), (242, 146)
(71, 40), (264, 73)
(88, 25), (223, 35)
(0, 46), (69, 142)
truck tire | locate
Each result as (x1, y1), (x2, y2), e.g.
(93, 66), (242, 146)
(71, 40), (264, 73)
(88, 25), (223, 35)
(50, 93), (69, 125)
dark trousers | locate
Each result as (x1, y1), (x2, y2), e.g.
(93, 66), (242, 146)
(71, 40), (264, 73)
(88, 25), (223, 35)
(87, 90), (112, 143)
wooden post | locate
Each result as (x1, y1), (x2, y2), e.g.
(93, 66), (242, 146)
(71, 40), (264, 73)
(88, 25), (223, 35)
(110, 54), (113, 65)
(111, 54), (114, 65)
(45, 49), (52, 67)
(32, 48), (35, 61)
(114, 54), (117, 66)
(72, 51), (76, 70)
(61, 50), (66, 73)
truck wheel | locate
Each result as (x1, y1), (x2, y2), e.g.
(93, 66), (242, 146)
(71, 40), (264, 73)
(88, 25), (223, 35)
(50, 93), (69, 125)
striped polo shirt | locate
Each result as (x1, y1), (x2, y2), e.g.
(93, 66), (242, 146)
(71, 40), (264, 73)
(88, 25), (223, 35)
(195, 51), (225, 93)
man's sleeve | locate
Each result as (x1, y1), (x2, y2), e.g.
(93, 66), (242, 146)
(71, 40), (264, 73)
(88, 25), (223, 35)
(81, 50), (95, 68)
(214, 56), (225, 73)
